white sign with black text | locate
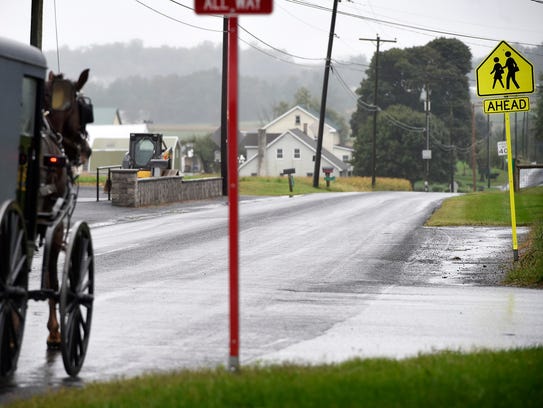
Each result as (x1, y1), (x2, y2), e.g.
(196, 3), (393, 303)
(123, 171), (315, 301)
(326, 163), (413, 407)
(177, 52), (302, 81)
(497, 141), (507, 156)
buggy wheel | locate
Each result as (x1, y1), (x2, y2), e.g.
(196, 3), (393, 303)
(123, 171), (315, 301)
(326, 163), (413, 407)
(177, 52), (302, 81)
(0, 201), (29, 376)
(60, 221), (94, 377)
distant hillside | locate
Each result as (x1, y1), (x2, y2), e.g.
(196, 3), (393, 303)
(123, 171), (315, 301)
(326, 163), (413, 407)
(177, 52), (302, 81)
(44, 40), (368, 125)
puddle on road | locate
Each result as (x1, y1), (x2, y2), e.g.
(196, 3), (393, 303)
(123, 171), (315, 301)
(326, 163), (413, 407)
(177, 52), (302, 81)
(402, 226), (529, 286)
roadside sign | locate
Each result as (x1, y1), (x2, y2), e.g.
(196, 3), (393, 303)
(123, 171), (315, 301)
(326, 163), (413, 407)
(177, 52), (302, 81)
(195, 0), (273, 372)
(194, 0), (273, 15)
(422, 149), (432, 160)
(475, 40), (535, 261)
(483, 96), (530, 114)
(476, 41), (534, 97)
(497, 141), (507, 156)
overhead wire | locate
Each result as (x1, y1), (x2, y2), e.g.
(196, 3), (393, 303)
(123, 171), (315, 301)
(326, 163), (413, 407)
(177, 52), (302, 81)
(285, 0), (542, 48)
(134, 0), (223, 32)
(238, 38), (325, 68)
(238, 25), (325, 61)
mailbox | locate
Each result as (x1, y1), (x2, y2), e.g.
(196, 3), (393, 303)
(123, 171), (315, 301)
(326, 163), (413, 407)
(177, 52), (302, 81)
(322, 167), (334, 175)
(282, 168), (296, 196)
(282, 168), (296, 175)
(322, 167), (335, 187)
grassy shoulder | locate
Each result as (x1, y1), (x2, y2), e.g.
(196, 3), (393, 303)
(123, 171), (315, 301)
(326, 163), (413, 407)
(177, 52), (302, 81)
(426, 187), (543, 226)
(9, 348), (543, 408)
(239, 176), (411, 195)
(426, 187), (543, 287)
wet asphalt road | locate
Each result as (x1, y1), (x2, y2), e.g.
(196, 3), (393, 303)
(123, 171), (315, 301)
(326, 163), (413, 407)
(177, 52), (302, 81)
(1, 187), (542, 404)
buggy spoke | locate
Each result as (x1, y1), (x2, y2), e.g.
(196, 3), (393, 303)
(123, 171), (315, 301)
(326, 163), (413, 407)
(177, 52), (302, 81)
(0, 202), (28, 376)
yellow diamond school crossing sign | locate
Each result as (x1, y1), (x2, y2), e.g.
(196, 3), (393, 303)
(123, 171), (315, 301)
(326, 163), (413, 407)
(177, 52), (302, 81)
(476, 41), (534, 97)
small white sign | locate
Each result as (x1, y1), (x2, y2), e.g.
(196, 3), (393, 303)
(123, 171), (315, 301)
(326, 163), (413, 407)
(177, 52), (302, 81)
(497, 141), (507, 156)
(422, 149), (432, 160)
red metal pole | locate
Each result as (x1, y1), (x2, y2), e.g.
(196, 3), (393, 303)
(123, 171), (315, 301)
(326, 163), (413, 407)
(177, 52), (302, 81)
(227, 16), (240, 372)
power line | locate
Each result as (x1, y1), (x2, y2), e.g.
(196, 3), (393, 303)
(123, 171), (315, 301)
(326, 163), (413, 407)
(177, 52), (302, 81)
(285, 0), (542, 48)
(238, 25), (324, 61)
(237, 37), (322, 67)
(134, 0), (223, 32)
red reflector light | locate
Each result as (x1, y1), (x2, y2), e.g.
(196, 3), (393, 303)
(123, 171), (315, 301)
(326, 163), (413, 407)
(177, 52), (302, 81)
(43, 154), (66, 167)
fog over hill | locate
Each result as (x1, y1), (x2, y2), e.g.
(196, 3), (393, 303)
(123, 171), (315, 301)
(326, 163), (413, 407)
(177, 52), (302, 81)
(44, 40), (367, 125)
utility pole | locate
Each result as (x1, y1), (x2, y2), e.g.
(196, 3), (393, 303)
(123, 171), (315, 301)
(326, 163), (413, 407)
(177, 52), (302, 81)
(420, 84), (431, 191)
(359, 36), (396, 189)
(313, 0), (340, 188)
(30, 0), (43, 49)
(449, 103), (455, 192)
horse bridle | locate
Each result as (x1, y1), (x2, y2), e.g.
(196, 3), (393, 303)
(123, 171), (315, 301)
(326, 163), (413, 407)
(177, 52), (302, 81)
(45, 78), (94, 164)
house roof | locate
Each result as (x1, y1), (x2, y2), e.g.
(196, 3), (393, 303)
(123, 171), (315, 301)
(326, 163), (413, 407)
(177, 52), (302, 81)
(241, 132), (281, 148)
(286, 128), (348, 171)
(263, 105), (337, 133)
(91, 135), (180, 151)
(92, 107), (122, 125)
(239, 128), (348, 172)
(86, 124), (149, 144)
(333, 145), (355, 152)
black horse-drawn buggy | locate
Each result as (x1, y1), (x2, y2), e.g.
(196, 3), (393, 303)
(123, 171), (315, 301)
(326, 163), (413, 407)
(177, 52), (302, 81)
(0, 37), (94, 377)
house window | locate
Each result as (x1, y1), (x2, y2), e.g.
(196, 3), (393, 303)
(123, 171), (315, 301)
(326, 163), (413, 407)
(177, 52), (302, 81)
(276, 148), (283, 159)
(293, 148), (301, 159)
(295, 115), (301, 126)
(342, 155), (349, 163)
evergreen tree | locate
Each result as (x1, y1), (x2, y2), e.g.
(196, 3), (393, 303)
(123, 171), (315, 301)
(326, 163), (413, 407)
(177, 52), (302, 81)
(350, 38), (473, 183)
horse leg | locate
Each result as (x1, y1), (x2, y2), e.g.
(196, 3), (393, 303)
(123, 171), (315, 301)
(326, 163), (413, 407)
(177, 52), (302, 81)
(45, 224), (63, 349)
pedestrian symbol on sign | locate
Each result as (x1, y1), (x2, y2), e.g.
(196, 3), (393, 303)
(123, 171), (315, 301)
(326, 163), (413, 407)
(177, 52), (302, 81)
(491, 57), (504, 89)
(504, 51), (520, 90)
(490, 52), (520, 90)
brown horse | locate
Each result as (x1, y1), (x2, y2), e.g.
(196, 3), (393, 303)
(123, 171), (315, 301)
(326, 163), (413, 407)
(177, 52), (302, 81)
(40, 69), (93, 348)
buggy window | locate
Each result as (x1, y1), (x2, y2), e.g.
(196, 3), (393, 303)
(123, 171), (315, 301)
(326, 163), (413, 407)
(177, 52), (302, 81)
(20, 77), (37, 137)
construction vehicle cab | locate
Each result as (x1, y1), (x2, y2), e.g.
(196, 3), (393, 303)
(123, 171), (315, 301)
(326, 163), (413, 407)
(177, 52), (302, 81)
(122, 133), (173, 176)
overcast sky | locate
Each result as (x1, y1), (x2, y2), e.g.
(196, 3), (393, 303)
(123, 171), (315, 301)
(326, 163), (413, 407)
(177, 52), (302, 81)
(2, 0), (542, 63)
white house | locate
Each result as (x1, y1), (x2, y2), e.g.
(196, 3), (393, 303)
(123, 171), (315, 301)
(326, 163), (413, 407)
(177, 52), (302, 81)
(239, 105), (353, 177)
(239, 128), (349, 177)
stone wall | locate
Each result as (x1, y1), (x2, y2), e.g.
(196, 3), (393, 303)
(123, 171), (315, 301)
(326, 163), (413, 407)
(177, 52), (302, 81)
(110, 169), (222, 207)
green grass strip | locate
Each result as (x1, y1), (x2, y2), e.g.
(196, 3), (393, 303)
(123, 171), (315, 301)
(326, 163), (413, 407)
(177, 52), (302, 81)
(9, 348), (543, 408)
(426, 187), (543, 226)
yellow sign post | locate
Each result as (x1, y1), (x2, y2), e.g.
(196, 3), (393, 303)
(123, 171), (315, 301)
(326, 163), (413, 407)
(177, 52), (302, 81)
(476, 41), (534, 261)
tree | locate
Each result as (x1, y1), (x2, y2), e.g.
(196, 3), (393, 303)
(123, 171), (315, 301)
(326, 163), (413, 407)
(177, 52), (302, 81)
(193, 134), (219, 173)
(352, 105), (450, 188)
(272, 101), (290, 118)
(350, 38), (473, 179)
